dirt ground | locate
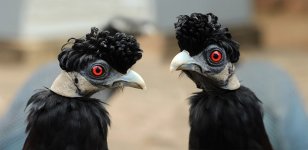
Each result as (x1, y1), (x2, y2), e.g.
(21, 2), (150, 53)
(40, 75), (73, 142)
(0, 14), (308, 150)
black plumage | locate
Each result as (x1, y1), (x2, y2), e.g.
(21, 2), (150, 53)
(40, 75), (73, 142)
(23, 90), (109, 150)
(23, 27), (145, 150)
(189, 85), (272, 150)
(59, 27), (142, 74)
(172, 13), (273, 150)
(175, 13), (239, 63)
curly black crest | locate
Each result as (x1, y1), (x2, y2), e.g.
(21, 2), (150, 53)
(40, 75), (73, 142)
(59, 27), (142, 74)
(175, 13), (240, 63)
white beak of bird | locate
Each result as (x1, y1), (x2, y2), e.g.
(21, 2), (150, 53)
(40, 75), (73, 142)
(112, 70), (146, 90)
(170, 50), (199, 72)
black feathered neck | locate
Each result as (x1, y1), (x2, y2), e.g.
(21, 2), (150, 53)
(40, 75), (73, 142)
(188, 86), (273, 150)
(23, 90), (110, 150)
(183, 70), (229, 92)
(58, 27), (142, 74)
(175, 13), (240, 63)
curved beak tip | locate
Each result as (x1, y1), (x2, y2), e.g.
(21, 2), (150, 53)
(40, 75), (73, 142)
(120, 70), (146, 90)
(136, 78), (147, 90)
(169, 66), (177, 72)
(141, 85), (147, 90)
(170, 50), (193, 72)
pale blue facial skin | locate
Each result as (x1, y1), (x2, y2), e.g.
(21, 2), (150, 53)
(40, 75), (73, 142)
(193, 44), (228, 74)
(192, 44), (229, 76)
(80, 60), (124, 88)
(175, 44), (238, 90)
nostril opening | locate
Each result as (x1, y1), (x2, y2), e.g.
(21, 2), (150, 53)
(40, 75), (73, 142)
(74, 78), (79, 84)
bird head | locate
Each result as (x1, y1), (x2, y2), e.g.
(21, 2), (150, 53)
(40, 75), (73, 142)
(170, 13), (240, 90)
(50, 27), (146, 97)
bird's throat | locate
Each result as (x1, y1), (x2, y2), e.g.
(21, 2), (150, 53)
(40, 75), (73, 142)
(50, 71), (81, 97)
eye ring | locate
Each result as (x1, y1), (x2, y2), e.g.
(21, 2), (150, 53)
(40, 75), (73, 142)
(91, 65), (106, 77)
(210, 50), (222, 63)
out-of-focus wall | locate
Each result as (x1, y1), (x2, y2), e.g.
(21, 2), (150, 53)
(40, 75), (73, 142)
(0, 0), (259, 67)
(152, 0), (253, 33)
(0, 0), (253, 40)
(0, 0), (24, 40)
(1, 0), (156, 40)
(256, 0), (308, 13)
(0, 0), (158, 65)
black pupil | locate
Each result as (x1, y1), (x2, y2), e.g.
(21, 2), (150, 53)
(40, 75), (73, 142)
(213, 54), (219, 59)
(96, 67), (101, 73)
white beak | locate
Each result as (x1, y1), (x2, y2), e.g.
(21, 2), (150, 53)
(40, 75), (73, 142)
(170, 50), (199, 72)
(113, 70), (146, 90)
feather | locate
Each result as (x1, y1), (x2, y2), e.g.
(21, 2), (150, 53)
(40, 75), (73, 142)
(189, 86), (272, 150)
(58, 27), (142, 74)
(174, 13), (273, 150)
(174, 13), (240, 63)
(23, 90), (110, 150)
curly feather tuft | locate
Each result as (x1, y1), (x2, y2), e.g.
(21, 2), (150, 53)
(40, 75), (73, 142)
(58, 27), (142, 74)
(174, 13), (240, 63)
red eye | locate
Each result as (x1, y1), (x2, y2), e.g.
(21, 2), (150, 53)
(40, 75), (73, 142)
(210, 50), (222, 63)
(92, 65), (104, 76)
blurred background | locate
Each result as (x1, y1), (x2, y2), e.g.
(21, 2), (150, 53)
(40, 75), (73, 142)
(0, 0), (308, 150)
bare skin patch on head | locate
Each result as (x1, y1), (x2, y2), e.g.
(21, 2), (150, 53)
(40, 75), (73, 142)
(50, 71), (99, 97)
(207, 63), (240, 90)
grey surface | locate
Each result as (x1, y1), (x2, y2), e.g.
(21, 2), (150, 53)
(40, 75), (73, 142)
(0, 0), (24, 39)
(153, 0), (252, 33)
(0, 62), (59, 149)
(237, 61), (308, 150)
